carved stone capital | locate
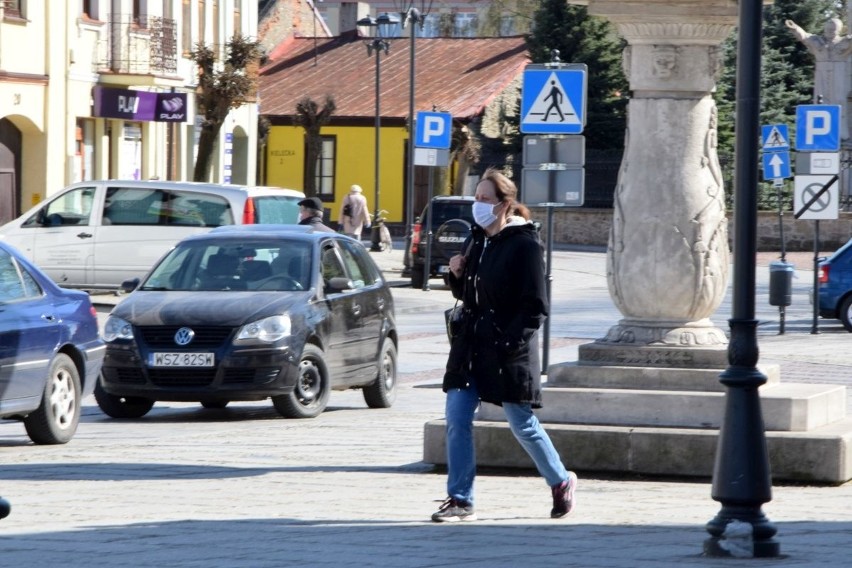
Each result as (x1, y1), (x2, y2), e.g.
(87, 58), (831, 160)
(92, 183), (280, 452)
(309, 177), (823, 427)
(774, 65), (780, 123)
(614, 22), (735, 46)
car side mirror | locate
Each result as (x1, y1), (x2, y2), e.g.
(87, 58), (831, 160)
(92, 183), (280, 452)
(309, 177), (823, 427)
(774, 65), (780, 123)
(326, 276), (353, 292)
(120, 278), (140, 293)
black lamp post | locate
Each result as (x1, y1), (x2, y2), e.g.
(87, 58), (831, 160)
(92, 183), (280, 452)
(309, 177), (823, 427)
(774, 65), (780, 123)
(704, 0), (779, 557)
(398, 2), (430, 257)
(357, 12), (399, 252)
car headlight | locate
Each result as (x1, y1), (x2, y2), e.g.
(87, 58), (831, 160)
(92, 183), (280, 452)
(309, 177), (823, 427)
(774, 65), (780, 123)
(236, 315), (291, 343)
(103, 316), (134, 342)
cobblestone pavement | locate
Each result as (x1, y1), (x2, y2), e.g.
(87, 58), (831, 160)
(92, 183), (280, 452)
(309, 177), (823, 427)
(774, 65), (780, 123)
(1, 243), (850, 567)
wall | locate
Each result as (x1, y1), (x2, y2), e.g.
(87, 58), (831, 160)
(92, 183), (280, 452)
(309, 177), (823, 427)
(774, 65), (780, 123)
(530, 207), (852, 252)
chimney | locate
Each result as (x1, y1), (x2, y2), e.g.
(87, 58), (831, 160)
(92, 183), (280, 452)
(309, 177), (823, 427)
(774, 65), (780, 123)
(339, 2), (371, 35)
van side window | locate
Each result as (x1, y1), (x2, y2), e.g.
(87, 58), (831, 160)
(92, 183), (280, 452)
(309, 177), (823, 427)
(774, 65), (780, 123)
(168, 191), (233, 226)
(103, 187), (166, 225)
(25, 187), (95, 227)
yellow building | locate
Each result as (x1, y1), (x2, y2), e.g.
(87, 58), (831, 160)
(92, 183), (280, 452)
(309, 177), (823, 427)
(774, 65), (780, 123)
(259, 23), (527, 230)
(0, 1), (260, 223)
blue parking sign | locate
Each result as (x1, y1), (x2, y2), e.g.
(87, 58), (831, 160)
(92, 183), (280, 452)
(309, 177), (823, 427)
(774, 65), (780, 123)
(796, 105), (841, 151)
(415, 111), (452, 149)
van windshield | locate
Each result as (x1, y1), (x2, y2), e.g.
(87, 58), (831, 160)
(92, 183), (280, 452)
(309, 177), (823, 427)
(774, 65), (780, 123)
(253, 196), (301, 224)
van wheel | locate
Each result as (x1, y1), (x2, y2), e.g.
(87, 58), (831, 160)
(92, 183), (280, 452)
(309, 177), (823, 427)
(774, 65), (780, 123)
(411, 265), (425, 288)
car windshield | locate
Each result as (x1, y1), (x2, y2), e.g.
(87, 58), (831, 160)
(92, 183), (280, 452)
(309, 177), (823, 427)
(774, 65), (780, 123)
(141, 240), (313, 292)
(426, 202), (473, 228)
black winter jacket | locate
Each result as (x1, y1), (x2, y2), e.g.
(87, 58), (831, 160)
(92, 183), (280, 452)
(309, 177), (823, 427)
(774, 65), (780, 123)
(443, 221), (548, 407)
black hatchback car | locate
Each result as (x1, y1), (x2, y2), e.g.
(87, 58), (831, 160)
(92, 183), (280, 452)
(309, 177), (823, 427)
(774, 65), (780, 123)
(408, 196), (475, 288)
(96, 226), (397, 419)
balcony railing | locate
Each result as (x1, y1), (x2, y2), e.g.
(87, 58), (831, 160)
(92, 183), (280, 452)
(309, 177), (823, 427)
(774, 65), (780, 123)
(97, 15), (178, 76)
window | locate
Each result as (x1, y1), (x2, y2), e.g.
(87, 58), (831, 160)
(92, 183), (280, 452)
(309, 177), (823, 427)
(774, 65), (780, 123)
(0, 250), (41, 303)
(212, 0), (218, 48)
(421, 14), (440, 38)
(454, 13), (477, 38)
(233, 3), (240, 35)
(101, 187), (232, 227)
(3, 0), (23, 19)
(311, 136), (336, 200)
(338, 240), (378, 288)
(133, 0), (148, 27)
(24, 187), (96, 227)
(82, 0), (99, 20)
(252, 196), (301, 224)
(197, 0), (206, 44)
(500, 15), (514, 36)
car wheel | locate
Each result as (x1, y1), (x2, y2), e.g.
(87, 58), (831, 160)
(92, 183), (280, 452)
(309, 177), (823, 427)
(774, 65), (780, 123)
(94, 380), (155, 419)
(272, 344), (330, 418)
(363, 338), (397, 408)
(411, 265), (425, 288)
(200, 400), (229, 409)
(23, 354), (81, 445)
(840, 295), (852, 332)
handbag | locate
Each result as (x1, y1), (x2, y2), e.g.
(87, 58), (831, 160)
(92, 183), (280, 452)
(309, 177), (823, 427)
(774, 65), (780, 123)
(445, 300), (465, 342)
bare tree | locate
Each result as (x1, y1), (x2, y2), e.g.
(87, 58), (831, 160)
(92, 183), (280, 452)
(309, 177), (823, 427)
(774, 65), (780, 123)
(293, 95), (336, 197)
(191, 35), (263, 182)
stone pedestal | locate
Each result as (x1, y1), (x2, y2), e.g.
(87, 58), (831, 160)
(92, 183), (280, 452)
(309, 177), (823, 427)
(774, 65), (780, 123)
(423, 0), (852, 483)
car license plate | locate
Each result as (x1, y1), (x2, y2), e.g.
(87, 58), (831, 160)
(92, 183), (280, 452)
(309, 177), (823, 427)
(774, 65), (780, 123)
(438, 265), (450, 274)
(150, 352), (214, 367)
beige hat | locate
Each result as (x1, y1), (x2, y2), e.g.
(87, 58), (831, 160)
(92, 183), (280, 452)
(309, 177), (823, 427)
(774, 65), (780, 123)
(350, 184), (363, 193)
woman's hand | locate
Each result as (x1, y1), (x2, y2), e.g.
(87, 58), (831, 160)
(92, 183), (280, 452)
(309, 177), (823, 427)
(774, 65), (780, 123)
(448, 254), (466, 278)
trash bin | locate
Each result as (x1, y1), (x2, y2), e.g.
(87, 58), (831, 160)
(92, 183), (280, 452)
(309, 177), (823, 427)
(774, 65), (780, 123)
(769, 260), (794, 306)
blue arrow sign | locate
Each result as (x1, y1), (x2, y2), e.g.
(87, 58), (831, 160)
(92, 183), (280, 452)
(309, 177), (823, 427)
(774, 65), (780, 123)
(521, 65), (587, 134)
(796, 105), (841, 151)
(762, 151), (791, 180)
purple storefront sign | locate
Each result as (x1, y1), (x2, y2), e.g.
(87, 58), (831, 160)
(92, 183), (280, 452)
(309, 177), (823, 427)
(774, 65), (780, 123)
(93, 87), (187, 123)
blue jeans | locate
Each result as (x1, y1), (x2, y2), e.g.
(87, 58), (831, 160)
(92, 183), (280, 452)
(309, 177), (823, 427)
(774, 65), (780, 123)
(445, 380), (568, 506)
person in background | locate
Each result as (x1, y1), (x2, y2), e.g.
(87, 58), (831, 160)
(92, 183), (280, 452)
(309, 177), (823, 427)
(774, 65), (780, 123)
(431, 168), (577, 523)
(297, 197), (334, 232)
(339, 184), (371, 239)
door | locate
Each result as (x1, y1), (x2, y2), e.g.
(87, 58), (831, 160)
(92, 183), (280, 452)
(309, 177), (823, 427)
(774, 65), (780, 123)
(31, 186), (97, 286)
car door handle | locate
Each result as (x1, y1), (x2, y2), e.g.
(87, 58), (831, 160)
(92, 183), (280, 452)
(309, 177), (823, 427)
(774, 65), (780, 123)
(77, 232), (93, 239)
(352, 304), (362, 316)
(377, 298), (385, 310)
(41, 314), (56, 322)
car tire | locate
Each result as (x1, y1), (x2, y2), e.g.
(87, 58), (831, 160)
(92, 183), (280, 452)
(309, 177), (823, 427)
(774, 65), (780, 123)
(200, 400), (229, 409)
(411, 265), (425, 288)
(840, 295), (852, 332)
(272, 344), (330, 418)
(363, 338), (397, 408)
(94, 380), (155, 419)
(23, 354), (81, 445)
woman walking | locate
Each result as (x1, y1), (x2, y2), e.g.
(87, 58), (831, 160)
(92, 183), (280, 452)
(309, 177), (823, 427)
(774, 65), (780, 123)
(432, 168), (577, 522)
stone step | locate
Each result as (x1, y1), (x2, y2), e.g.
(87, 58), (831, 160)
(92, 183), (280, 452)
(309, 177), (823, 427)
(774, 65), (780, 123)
(476, 382), (846, 432)
(422, 416), (852, 483)
(546, 361), (781, 392)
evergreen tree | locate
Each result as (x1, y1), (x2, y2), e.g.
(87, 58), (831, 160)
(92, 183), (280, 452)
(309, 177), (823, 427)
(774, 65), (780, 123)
(525, 0), (628, 150)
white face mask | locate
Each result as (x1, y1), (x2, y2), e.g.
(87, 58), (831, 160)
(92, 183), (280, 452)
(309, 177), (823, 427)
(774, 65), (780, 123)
(472, 201), (498, 227)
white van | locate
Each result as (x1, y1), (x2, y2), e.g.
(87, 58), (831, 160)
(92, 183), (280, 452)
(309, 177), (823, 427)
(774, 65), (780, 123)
(0, 180), (305, 289)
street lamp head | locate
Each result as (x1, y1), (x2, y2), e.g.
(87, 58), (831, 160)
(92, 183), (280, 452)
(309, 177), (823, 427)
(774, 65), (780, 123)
(376, 12), (400, 38)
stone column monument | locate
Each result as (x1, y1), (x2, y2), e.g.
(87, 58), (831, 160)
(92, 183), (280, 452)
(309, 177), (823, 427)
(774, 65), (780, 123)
(424, 0), (852, 484)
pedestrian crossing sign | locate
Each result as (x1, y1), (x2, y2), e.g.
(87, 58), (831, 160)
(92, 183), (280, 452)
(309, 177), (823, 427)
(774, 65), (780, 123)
(762, 124), (790, 151)
(521, 65), (587, 134)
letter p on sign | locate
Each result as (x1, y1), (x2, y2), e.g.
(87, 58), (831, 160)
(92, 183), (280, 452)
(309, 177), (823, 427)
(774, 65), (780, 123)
(796, 104), (840, 152)
(415, 111), (452, 149)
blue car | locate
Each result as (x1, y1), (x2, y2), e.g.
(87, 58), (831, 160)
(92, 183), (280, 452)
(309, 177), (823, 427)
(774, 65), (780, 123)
(818, 238), (852, 332)
(0, 241), (105, 443)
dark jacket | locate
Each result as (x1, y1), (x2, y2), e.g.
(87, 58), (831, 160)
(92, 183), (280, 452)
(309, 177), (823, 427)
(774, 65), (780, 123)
(299, 216), (335, 233)
(443, 220), (548, 407)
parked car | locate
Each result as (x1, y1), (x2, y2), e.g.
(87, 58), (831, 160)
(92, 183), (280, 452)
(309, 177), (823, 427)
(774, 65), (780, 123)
(96, 225), (398, 419)
(818, 237), (852, 331)
(407, 196), (475, 288)
(0, 180), (305, 290)
(0, 241), (104, 444)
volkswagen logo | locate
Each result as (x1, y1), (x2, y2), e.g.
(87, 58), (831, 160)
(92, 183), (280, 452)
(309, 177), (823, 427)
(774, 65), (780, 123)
(174, 327), (195, 346)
